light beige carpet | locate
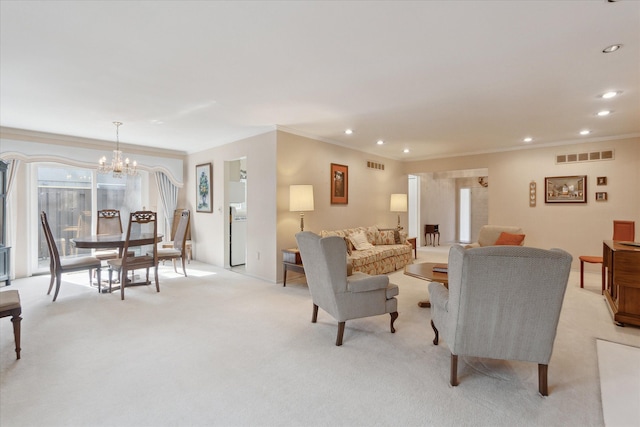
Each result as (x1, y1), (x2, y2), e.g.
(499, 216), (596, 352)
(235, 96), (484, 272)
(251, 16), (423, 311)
(596, 339), (640, 427)
(1, 246), (639, 426)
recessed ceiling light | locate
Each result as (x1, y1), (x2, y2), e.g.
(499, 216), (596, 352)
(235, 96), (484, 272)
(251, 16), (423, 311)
(600, 91), (620, 99)
(345, 129), (353, 135)
(377, 140), (384, 145)
(403, 148), (410, 153)
(602, 44), (622, 53)
(523, 137), (533, 143)
(597, 110), (612, 116)
(580, 130), (591, 135)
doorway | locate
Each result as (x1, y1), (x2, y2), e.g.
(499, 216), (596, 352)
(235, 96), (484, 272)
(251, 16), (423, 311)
(225, 158), (247, 268)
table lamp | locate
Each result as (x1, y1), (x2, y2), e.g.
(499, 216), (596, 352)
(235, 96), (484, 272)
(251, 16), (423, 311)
(290, 185), (314, 231)
(390, 193), (407, 230)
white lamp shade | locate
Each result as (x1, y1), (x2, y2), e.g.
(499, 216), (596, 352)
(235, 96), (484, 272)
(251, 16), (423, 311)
(390, 193), (407, 212)
(290, 185), (314, 212)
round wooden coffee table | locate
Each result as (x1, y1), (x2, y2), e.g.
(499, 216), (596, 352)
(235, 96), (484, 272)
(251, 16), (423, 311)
(404, 262), (448, 308)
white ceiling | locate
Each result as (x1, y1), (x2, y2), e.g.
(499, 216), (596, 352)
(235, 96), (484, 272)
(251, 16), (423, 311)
(1, 1), (638, 160)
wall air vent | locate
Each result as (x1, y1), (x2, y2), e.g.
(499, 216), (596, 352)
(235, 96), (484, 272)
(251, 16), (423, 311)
(556, 149), (614, 164)
(367, 161), (385, 171)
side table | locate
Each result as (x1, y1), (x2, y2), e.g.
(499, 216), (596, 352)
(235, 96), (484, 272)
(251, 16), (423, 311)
(406, 237), (417, 259)
(282, 248), (305, 287)
(424, 224), (440, 247)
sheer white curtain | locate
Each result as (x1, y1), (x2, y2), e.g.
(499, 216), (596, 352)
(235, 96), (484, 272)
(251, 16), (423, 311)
(155, 172), (178, 238)
(6, 159), (21, 280)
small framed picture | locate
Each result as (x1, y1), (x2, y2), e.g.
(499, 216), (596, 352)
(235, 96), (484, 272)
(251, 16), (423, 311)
(330, 163), (348, 204)
(596, 192), (608, 201)
(597, 177), (607, 186)
(196, 163), (213, 213)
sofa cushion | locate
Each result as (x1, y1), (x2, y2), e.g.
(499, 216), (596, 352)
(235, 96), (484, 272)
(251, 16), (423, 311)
(365, 226), (378, 245)
(376, 230), (396, 245)
(495, 232), (526, 246)
(349, 230), (374, 250)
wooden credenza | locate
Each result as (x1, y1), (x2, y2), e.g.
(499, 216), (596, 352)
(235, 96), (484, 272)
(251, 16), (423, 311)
(603, 240), (640, 326)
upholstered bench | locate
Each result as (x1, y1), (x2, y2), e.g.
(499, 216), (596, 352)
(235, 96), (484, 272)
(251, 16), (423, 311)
(0, 290), (22, 359)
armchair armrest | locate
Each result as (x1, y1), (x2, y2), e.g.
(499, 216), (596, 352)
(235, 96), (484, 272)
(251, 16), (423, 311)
(347, 274), (389, 293)
(428, 282), (449, 311)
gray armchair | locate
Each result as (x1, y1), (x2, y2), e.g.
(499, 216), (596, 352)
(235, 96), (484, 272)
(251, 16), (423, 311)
(295, 231), (399, 346)
(429, 245), (572, 395)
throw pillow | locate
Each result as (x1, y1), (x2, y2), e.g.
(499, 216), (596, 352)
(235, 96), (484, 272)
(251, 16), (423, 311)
(376, 230), (396, 245)
(365, 226), (379, 245)
(343, 237), (353, 255)
(494, 232), (525, 246)
(349, 230), (374, 250)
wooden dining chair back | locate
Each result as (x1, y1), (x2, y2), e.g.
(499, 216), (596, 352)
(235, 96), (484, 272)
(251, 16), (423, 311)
(107, 211), (159, 300)
(97, 209), (124, 235)
(40, 211), (102, 301)
(95, 209), (126, 262)
(167, 208), (192, 263)
(612, 220), (635, 241)
(156, 210), (190, 276)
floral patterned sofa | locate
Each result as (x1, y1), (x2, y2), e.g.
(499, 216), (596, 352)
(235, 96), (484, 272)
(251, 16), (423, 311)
(319, 226), (413, 275)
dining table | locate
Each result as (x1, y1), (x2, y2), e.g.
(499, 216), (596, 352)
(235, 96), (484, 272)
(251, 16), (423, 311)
(71, 233), (162, 255)
(71, 233), (163, 292)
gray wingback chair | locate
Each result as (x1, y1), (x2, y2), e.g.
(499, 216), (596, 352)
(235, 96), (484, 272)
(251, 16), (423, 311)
(429, 245), (572, 396)
(295, 231), (399, 346)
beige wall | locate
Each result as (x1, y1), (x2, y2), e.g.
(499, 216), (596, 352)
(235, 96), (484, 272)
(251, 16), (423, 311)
(405, 137), (640, 270)
(276, 131), (407, 263)
(184, 131), (278, 281)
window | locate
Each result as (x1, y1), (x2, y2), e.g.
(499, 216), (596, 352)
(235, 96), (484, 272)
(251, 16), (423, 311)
(34, 163), (146, 272)
(459, 188), (471, 243)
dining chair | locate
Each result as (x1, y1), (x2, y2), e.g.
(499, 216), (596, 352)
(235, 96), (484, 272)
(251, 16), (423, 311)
(107, 211), (159, 300)
(40, 211), (103, 301)
(162, 209), (192, 264)
(579, 220), (635, 292)
(155, 210), (190, 276)
(92, 209), (124, 281)
(0, 290), (22, 359)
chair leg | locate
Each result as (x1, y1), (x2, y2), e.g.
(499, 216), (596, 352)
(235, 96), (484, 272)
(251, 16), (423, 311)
(47, 273), (55, 295)
(450, 353), (459, 386)
(11, 309), (22, 360)
(120, 268), (127, 300)
(580, 260), (585, 288)
(96, 267), (101, 293)
(538, 364), (548, 396)
(311, 304), (318, 323)
(52, 272), (62, 302)
(154, 264), (160, 293)
(431, 320), (439, 345)
(390, 311), (398, 333)
(172, 259), (178, 274)
(336, 321), (345, 346)
(181, 257), (187, 277)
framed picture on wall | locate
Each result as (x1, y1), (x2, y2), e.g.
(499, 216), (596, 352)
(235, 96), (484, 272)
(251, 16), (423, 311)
(544, 175), (587, 203)
(596, 192), (608, 201)
(196, 163), (213, 213)
(330, 163), (348, 204)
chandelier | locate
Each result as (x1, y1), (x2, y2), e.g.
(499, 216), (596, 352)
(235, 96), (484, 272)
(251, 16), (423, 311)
(98, 121), (138, 178)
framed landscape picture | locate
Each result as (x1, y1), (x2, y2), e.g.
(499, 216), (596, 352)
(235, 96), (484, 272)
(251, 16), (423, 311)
(330, 163), (348, 204)
(196, 163), (213, 212)
(544, 175), (587, 203)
